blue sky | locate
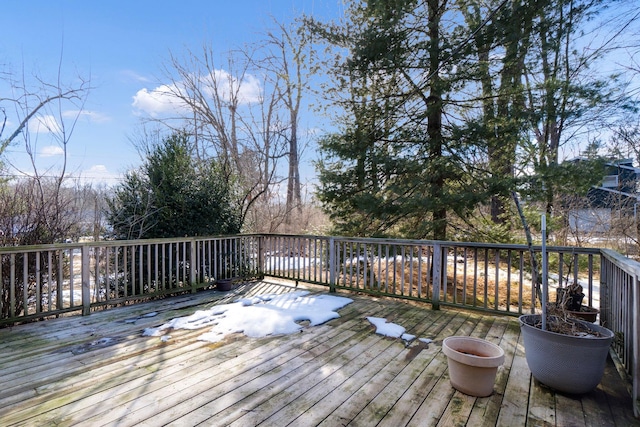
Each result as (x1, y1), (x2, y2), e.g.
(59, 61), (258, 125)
(0, 0), (344, 186)
(2, 1), (637, 188)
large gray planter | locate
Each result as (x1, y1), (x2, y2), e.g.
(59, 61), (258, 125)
(519, 314), (614, 394)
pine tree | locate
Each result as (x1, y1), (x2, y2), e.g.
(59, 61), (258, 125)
(107, 132), (242, 240)
(308, 0), (636, 241)
(309, 0), (483, 239)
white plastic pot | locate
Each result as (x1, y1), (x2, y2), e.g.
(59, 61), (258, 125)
(442, 336), (505, 397)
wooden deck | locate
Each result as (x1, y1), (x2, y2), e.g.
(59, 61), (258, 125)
(1, 281), (637, 427)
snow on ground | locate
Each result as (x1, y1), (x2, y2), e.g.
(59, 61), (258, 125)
(141, 290), (436, 348)
(367, 316), (406, 338)
(366, 316), (433, 346)
(142, 291), (354, 343)
(265, 255), (321, 270)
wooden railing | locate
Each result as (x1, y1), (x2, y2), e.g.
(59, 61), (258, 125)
(599, 249), (640, 415)
(261, 235), (601, 313)
(0, 235), (259, 324)
(0, 233), (608, 322)
(1, 233), (638, 414)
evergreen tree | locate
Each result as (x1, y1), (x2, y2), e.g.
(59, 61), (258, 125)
(107, 132), (242, 240)
(457, 0), (534, 224)
(309, 0), (636, 241)
(309, 0), (484, 240)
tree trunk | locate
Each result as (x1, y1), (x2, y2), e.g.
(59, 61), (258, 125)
(428, 0), (446, 240)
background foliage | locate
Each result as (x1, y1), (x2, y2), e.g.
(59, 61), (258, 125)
(106, 132), (242, 240)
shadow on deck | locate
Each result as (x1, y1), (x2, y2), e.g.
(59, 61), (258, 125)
(0, 280), (637, 426)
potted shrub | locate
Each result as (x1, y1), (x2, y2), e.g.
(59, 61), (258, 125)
(519, 313), (613, 394)
(556, 282), (599, 322)
(215, 240), (255, 291)
(519, 215), (613, 394)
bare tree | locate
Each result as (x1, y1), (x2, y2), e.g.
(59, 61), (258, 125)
(0, 60), (92, 317)
(128, 15), (322, 233)
(145, 44), (289, 230)
(3, 65), (90, 230)
(1, 60), (90, 156)
(261, 20), (311, 229)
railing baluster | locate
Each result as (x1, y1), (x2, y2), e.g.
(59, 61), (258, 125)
(462, 247), (468, 306)
(182, 241), (187, 286)
(442, 247), (448, 303)
(588, 254), (594, 308)
(35, 252), (41, 314)
(400, 245), (405, 296)
(384, 245), (389, 294)
(494, 249), (500, 311)
(559, 252), (565, 289)
(57, 249), (62, 309)
(483, 248), (489, 310)
(189, 240), (196, 291)
(115, 246), (120, 300)
(377, 244), (382, 293)
(506, 250), (512, 313)
(82, 246), (90, 315)
(153, 244), (158, 291)
(452, 248), (457, 304)
(127, 245), (136, 296)
(47, 252), (53, 311)
(473, 248), (478, 307)
(23, 253), (28, 314)
(69, 250), (76, 308)
(10, 254), (15, 317)
(432, 243), (441, 310)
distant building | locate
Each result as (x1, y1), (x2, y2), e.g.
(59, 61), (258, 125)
(568, 158), (640, 234)
(586, 158), (640, 207)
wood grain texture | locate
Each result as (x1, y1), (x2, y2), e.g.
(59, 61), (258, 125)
(0, 280), (637, 426)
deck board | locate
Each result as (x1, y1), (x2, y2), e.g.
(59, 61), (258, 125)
(0, 280), (638, 427)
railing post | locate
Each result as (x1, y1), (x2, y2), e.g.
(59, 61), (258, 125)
(600, 255), (608, 331)
(190, 239), (197, 293)
(329, 237), (336, 293)
(257, 235), (265, 279)
(10, 254), (16, 317)
(633, 274), (640, 418)
(81, 246), (91, 316)
(432, 243), (441, 310)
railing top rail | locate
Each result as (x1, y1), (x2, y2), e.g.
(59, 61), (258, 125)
(0, 233), (604, 256)
(601, 248), (640, 276)
(257, 233), (602, 255)
(0, 234), (253, 254)
(0, 241), (84, 253)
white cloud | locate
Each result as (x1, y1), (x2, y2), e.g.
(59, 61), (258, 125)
(28, 114), (62, 134)
(120, 69), (152, 83)
(63, 110), (111, 123)
(40, 145), (64, 157)
(132, 84), (188, 117)
(81, 164), (122, 186)
(202, 69), (262, 104)
(132, 69), (263, 117)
